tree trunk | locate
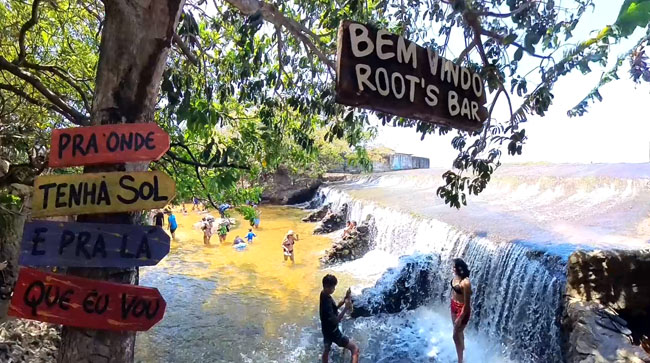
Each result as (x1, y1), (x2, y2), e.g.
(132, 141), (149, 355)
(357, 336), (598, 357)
(57, 1), (184, 362)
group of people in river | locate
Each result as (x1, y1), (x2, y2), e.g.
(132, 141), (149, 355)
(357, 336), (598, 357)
(153, 208), (178, 239)
(320, 258), (472, 363)
(151, 198), (472, 363)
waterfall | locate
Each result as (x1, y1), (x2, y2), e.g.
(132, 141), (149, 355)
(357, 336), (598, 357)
(322, 186), (567, 362)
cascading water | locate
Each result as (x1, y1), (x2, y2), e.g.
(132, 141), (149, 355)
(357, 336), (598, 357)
(319, 164), (650, 362)
(321, 184), (567, 362)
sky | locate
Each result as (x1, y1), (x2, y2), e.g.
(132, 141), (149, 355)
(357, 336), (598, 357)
(371, 1), (650, 166)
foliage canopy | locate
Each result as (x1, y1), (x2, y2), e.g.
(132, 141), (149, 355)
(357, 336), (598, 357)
(0, 0), (649, 213)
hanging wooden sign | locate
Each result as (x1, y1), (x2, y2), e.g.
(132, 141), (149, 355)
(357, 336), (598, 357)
(32, 171), (175, 217)
(19, 221), (170, 268)
(9, 267), (166, 331)
(49, 123), (170, 168)
(335, 20), (488, 132)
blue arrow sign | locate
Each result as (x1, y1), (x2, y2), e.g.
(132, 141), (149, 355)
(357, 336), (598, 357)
(20, 221), (170, 268)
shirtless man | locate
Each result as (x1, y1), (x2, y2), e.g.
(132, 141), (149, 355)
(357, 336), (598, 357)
(282, 230), (299, 263)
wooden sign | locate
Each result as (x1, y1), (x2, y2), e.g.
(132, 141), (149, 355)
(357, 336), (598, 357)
(9, 267), (166, 331)
(20, 221), (170, 268)
(49, 123), (170, 168)
(335, 20), (488, 132)
(32, 171), (175, 217)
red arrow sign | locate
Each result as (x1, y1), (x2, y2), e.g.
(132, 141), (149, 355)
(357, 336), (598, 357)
(9, 267), (166, 331)
(49, 123), (170, 168)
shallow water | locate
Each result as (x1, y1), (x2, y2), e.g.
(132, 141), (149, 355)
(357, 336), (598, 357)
(135, 205), (510, 362)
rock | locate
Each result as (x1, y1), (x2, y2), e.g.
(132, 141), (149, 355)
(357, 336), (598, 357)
(313, 204), (348, 234)
(567, 250), (650, 311)
(563, 300), (650, 363)
(260, 166), (322, 205)
(302, 204), (330, 222)
(351, 254), (442, 318)
(320, 215), (377, 265)
(0, 320), (60, 362)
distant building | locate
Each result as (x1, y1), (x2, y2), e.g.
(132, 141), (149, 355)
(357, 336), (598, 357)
(327, 147), (430, 173)
(370, 148), (430, 172)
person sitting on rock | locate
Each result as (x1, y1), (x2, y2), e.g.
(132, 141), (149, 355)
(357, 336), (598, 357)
(342, 221), (353, 238)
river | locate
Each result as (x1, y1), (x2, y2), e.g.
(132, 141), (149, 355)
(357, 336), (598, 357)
(134, 204), (510, 362)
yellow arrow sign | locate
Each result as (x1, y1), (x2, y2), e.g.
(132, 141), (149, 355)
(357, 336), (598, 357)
(33, 171), (175, 217)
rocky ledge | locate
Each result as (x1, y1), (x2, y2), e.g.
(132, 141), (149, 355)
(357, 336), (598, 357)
(320, 215), (376, 265)
(0, 319), (60, 362)
(565, 249), (650, 362)
(313, 203), (347, 234)
(260, 167), (321, 205)
(563, 300), (650, 363)
(301, 204), (330, 222)
(351, 254), (442, 318)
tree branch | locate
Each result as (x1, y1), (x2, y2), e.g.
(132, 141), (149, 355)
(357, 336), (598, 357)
(166, 146), (250, 170)
(475, 1), (537, 18)
(0, 56), (89, 125)
(173, 33), (199, 66)
(19, 61), (93, 113)
(481, 29), (552, 60)
(275, 25), (284, 90)
(455, 39), (476, 65)
(0, 83), (64, 115)
(194, 165), (220, 209)
(223, 0), (335, 71)
(17, 0), (41, 64)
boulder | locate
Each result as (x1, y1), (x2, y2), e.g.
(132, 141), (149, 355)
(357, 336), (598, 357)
(313, 204), (348, 234)
(302, 204), (330, 222)
(320, 215), (376, 265)
(563, 300), (650, 363)
(351, 254), (442, 318)
(260, 166), (322, 205)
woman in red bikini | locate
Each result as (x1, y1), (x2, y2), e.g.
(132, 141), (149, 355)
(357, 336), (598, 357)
(450, 258), (472, 363)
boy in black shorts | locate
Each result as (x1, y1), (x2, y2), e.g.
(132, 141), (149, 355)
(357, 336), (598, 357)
(319, 274), (360, 363)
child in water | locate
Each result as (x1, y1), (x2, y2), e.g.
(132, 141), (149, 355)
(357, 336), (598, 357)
(218, 223), (228, 244)
(246, 228), (256, 244)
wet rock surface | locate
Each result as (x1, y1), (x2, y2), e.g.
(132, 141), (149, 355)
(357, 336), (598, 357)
(320, 215), (376, 265)
(301, 204), (330, 222)
(351, 254), (443, 318)
(563, 300), (650, 363)
(566, 249), (650, 360)
(313, 203), (347, 234)
(0, 319), (60, 362)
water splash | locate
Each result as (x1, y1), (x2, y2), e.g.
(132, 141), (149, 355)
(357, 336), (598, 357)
(322, 186), (567, 362)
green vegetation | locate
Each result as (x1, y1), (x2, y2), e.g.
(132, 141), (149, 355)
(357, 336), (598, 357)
(1, 0), (649, 221)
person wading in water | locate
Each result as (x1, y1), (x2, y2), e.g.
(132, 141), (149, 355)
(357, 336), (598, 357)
(282, 230), (299, 263)
(450, 258), (472, 363)
(320, 274), (360, 363)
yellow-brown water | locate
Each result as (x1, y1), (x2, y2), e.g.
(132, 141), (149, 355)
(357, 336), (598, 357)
(135, 205), (356, 362)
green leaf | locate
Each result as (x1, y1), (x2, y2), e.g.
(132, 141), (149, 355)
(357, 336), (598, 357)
(503, 34), (517, 45)
(615, 0), (650, 37)
(514, 48), (524, 62)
